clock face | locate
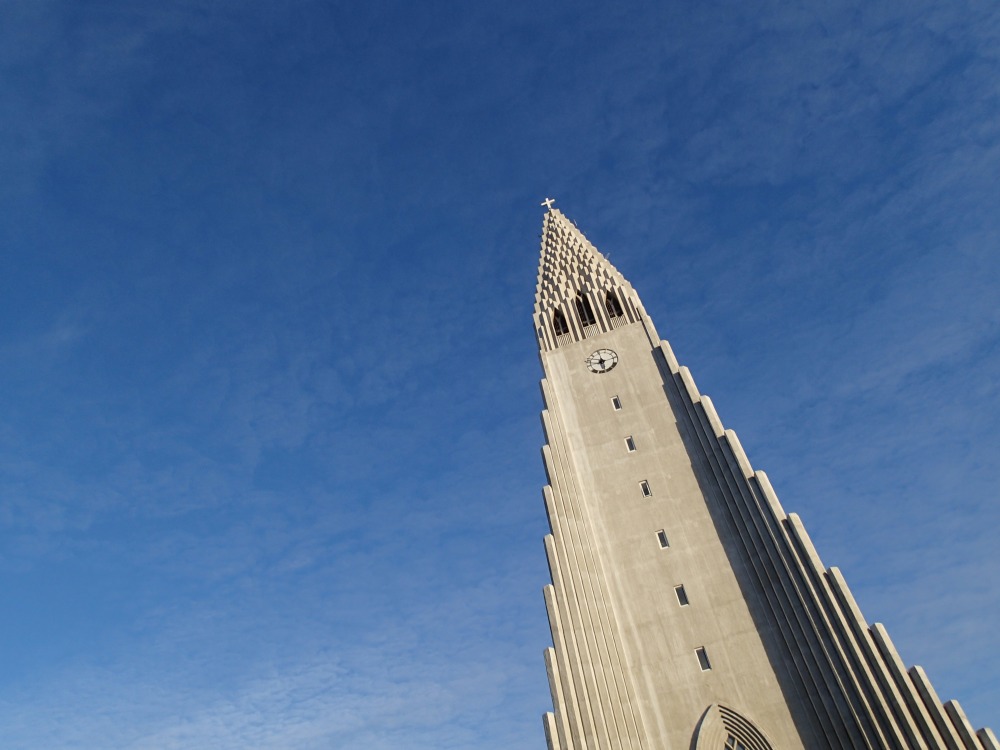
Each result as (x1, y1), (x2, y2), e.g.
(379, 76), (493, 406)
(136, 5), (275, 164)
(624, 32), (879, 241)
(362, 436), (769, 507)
(586, 349), (619, 374)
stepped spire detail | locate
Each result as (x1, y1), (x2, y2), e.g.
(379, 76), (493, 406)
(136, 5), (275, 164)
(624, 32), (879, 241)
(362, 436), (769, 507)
(533, 208), (645, 351)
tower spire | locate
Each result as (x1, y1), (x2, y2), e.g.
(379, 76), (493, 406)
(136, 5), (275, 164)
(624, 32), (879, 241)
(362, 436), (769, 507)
(533, 209), (645, 352)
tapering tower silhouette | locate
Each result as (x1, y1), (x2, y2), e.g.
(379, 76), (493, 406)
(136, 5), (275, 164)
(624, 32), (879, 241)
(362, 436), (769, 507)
(532, 205), (996, 750)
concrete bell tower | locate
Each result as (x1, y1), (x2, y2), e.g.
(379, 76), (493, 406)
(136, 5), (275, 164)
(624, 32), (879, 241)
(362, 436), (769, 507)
(532, 204), (996, 750)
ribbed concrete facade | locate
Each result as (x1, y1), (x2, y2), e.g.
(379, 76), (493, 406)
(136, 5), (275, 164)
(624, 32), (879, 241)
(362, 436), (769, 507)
(533, 207), (996, 750)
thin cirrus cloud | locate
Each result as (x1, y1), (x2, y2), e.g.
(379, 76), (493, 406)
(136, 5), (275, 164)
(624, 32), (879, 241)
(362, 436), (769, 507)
(0, 0), (998, 746)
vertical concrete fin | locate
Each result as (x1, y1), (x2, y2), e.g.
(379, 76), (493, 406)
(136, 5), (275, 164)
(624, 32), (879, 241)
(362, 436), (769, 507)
(540, 377), (554, 408)
(544, 581), (586, 750)
(545, 474), (602, 750)
(700, 395), (725, 438)
(678, 366), (701, 402)
(541, 445), (556, 491)
(658, 340), (680, 374)
(669, 366), (861, 748)
(544, 712), (560, 750)
(754, 471), (787, 521)
(977, 728), (1000, 750)
(869, 623), (950, 748)
(542, 423), (595, 742)
(540, 409), (552, 444)
(540, 400), (633, 750)
(824, 567), (926, 748)
(545, 646), (577, 750)
(910, 666), (966, 750)
(944, 701), (982, 750)
(781, 516), (900, 748)
(785, 514), (822, 566)
(723, 429), (754, 479)
(640, 311), (660, 345)
(541, 409), (556, 446)
(543, 531), (561, 598)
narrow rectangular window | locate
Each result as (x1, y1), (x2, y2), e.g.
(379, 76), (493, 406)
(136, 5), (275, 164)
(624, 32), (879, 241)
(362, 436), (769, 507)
(656, 529), (669, 548)
(674, 585), (689, 606)
(639, 480), (651, 497)
(611, 396), (622, 411)
(696, 646), (712, 671)
(625, 436), (636, 452)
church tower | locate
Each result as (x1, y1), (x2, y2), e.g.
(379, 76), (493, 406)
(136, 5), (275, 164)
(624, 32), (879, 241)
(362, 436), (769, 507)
(532, 205), (996, 750)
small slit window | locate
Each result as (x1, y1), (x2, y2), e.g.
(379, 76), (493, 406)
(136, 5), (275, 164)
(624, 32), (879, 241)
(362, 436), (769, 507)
(611, 396), (622, 411)
(656, 530), (669, 548)
(625, 436), (636, 452)
(674, 585), (689, 606)
(639, 480), (651, 497)
(696, 646), (712, 671)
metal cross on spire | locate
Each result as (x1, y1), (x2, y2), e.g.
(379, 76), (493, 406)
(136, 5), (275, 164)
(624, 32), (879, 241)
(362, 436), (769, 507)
(541, 197), (556, 210)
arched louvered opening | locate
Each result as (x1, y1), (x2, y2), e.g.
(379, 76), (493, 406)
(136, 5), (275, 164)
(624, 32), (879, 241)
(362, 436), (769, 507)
(552, 308), (570, 337)
(575, 293), (597, 327)
(693, 705), (775, 750)
(605, 290), (625, 318)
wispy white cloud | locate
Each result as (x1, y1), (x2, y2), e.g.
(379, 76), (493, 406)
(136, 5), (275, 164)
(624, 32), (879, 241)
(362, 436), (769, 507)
(1, 0), (998, 742)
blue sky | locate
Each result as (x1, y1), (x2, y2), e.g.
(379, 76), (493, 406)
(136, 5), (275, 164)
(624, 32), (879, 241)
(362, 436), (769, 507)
(1, 1), (998, 747)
